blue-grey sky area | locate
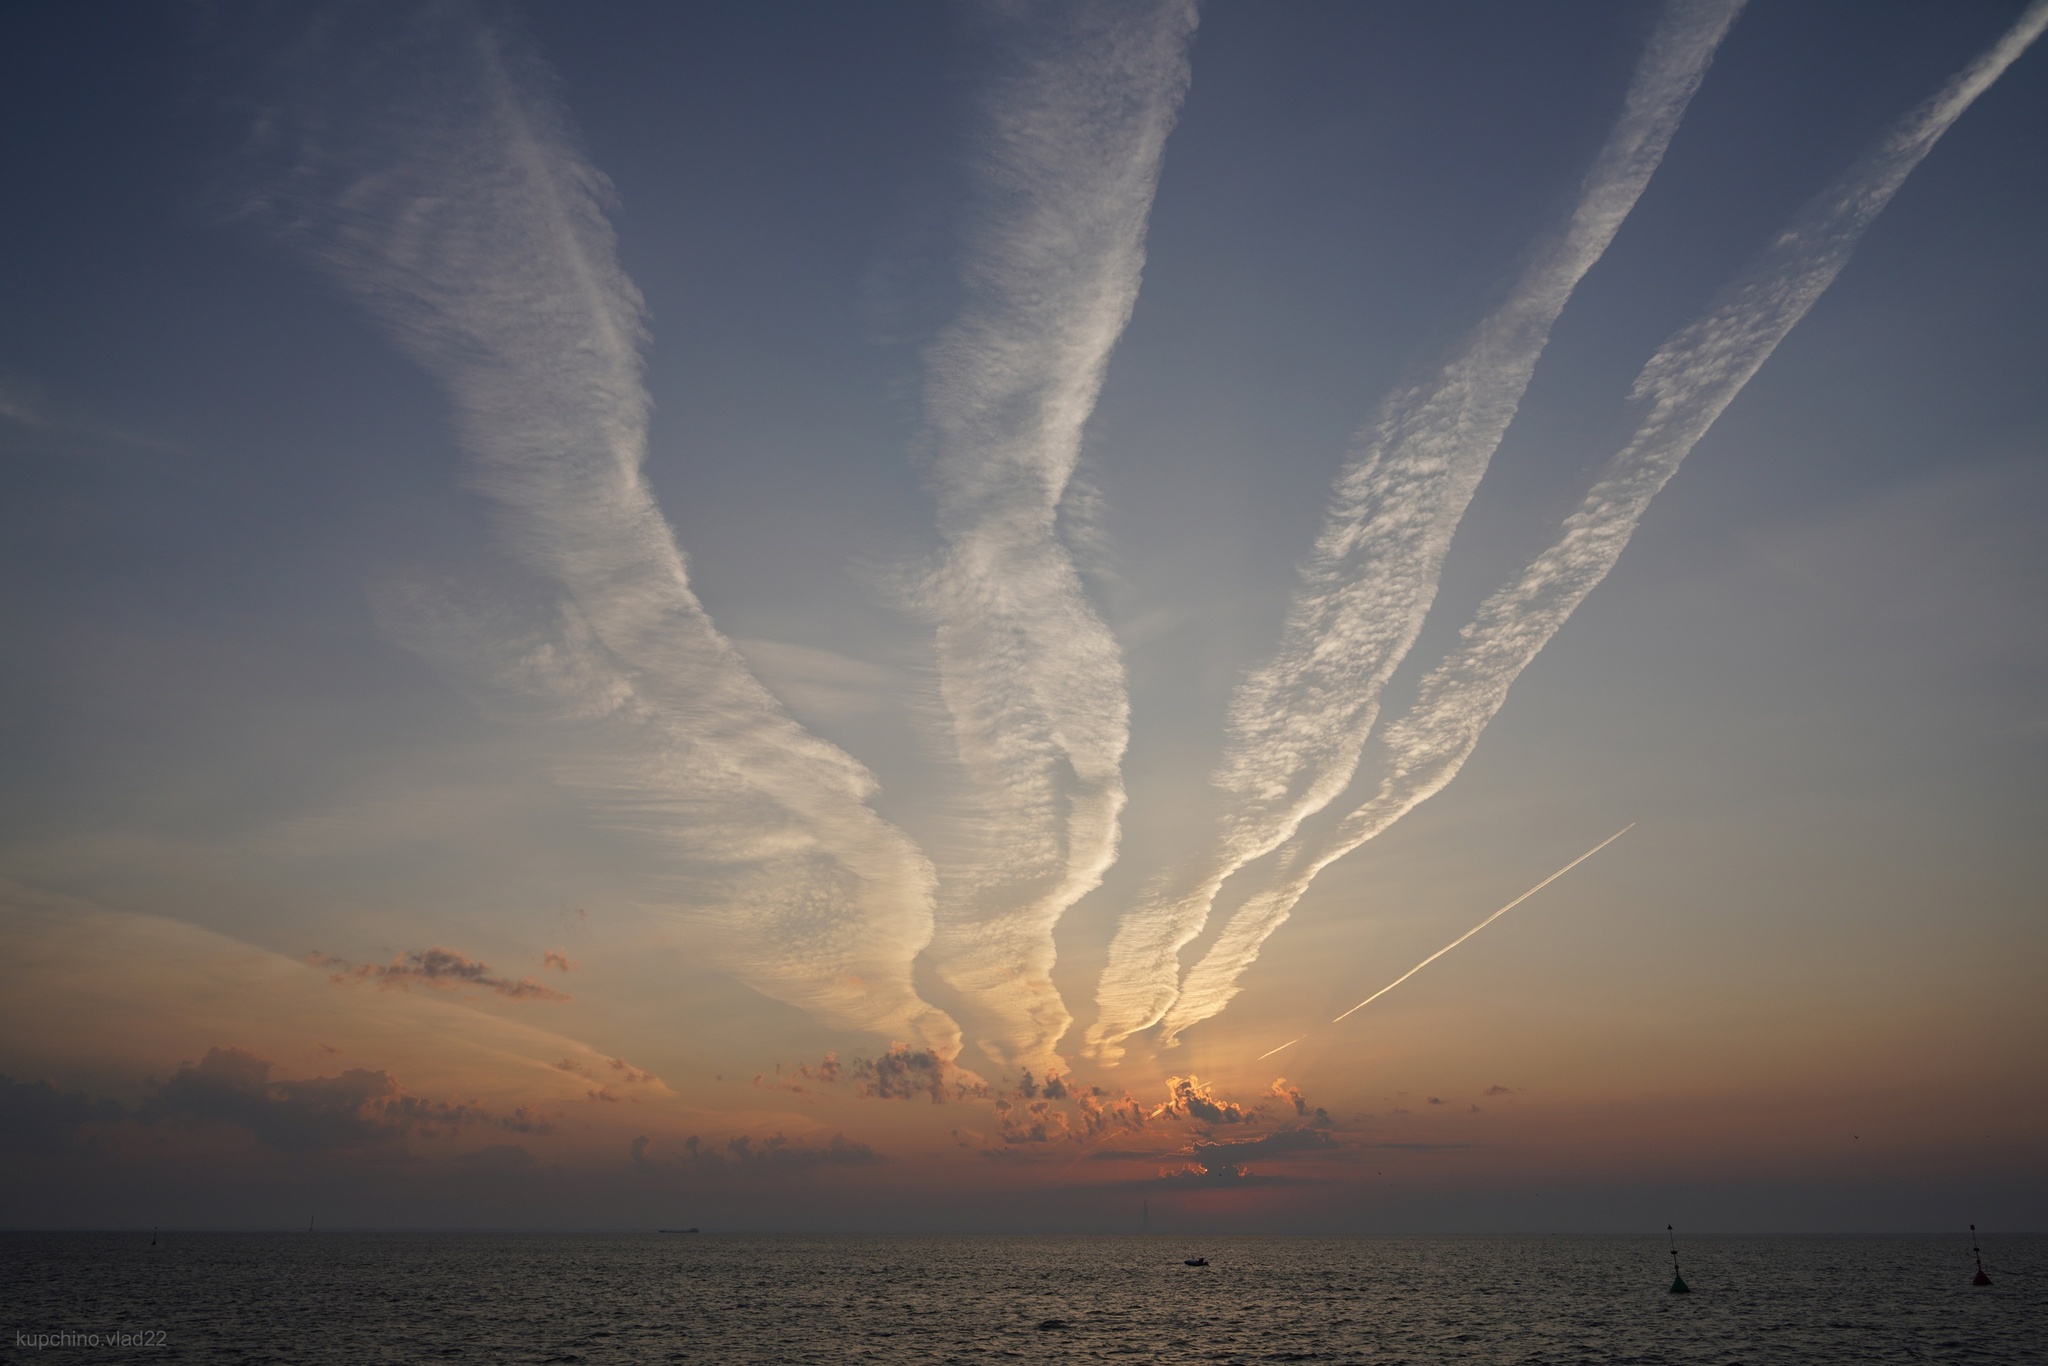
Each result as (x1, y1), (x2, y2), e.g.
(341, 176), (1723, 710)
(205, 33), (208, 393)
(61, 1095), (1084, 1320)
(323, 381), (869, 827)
(1, 1), (2043, 1233)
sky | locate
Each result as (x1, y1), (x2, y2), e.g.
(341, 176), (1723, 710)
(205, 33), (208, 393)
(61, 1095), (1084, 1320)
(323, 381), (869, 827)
(2, 0), (2044, 1234)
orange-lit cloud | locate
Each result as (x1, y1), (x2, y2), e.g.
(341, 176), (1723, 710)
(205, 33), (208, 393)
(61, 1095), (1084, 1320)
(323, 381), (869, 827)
(309, 947), (570, 1002)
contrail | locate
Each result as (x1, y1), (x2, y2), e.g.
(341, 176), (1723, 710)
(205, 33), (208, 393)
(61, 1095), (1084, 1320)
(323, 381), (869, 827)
(919, 0), (1196, 1074)
(253, 5), (961, 1054)
(1245, 826), (1629, 1062)
(1159, 0), (2048, 1046)
(1088, 0), (1743, 1062)
(1331, 825), (1633, 1023)
(1256, 1035), (1305, 1062)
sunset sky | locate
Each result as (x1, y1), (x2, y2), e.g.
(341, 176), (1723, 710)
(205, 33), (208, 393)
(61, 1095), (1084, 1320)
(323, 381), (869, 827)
(3, 0), (2043, 1233)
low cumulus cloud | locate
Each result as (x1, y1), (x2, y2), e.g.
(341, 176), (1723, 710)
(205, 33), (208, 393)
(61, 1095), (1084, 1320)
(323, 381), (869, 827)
(1196, 1127), (1339, 1161)
(1266, 1078), (1309, 1116)
(631, 1131), (882, 1171)
(1151, 1124), (1341, 1187)
(310, 947), (570, 1002)
(744, 1058), (1299, 1160)
(1127, 1077), (1346, 1184)
(147, 1047), (550, 1151)
(989, 1072), (1324, 1157)
(761, 1045), (988, 1104)
(0, 1075), (126, 1155)
(753, 1053), (844, 1095)
(2, 1050), (558, 1159)
(1150, 1075), (1251, 1125)
(857, 1045), (969, 1103)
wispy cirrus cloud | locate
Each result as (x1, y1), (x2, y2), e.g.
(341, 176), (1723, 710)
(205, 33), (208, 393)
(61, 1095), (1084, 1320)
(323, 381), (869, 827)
(244, 4), (959, 1054)
(1089, 0), (1745, 1060)
(916, 0), (1196, 1075)
(1159, 0), (2048, 1044)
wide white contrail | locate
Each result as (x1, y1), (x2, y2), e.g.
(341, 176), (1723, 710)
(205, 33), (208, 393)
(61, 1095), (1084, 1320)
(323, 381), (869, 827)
(1088, 0), (1743, 1062)
(1161, 0), (2048, 1045)
(919, 0), (1196, 1074)
(259, 6), (959, 1054)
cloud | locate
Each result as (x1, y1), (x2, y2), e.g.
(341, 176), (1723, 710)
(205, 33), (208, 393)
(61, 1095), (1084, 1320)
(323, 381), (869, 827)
(1070, 1087), (1151, 1142)
(1152, 1161), (1257, 1187)
(0, 1075), (126, 1155)
(635, 1131), (884, 1171)
(1150, 1076), (1249, 1126)
(542, 951), (575, 973)
(756, 1046), (1182, 1149)
(1267, 1078), (1308, 1117)
(245, 0), (959, 1056)
(1150, 1123), (1341, 1187)
(853, 1044), (982, 1103)
(729, 639), (904, 725)
(310, 947), (570, 1002)
(1090, 0), (1744, 1060)
(554, 1055), (664, 1102)
(992, 1097), (1073, 1146)
(1151, 0), (2048, 1045)
(143, 1047), (539, 1152)
(1190, 1126), (1340, 1163)
(1484, 1085), (1514, 1096)
(916, 0), (1197, 1075)
(1015, 1069), (1071, 1101)
(605, 1057), (659, 1086)
(755, 1054), (838, 1094)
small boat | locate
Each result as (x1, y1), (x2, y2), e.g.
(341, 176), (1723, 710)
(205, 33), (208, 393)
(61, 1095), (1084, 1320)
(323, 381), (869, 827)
(1183, 1257), (1208, 1267)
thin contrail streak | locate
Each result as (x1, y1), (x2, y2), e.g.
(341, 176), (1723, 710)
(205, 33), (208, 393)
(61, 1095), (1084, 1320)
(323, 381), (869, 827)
(1087, 0), (1741, 1062)
(1331, 825), (1633, 1024)
(1256, 1036), (1306, 1062)
(1161, 0), (2047, 1047)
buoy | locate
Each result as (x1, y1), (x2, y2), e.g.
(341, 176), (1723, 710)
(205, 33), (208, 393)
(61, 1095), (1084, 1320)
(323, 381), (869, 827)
(1971, 1224), (1992, 1286)
(1667, 1224), (1691, 1294)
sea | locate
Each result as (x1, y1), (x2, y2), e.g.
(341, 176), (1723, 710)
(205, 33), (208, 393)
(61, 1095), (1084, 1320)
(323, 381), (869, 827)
(3, 1233), (2041, 1364)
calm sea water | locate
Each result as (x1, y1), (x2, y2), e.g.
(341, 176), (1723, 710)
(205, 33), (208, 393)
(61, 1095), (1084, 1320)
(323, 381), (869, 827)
(3, 1233), (2040, 1364)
